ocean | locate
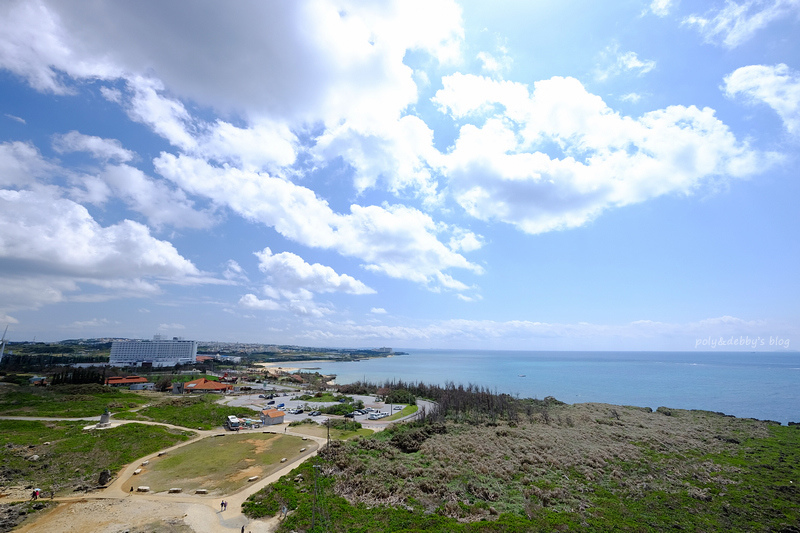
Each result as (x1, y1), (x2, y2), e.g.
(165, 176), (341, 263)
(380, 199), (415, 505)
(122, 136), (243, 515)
(282, 350), (800, 424)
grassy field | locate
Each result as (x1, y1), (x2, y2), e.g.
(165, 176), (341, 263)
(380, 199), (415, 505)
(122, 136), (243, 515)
(131, 432), (313, 494)
(117, 394), (263, 430)
(244, 403), (800, 532)
(0, 420), (193, 495)
(0, 384), (150, 418)
(385, 404), (418, 421)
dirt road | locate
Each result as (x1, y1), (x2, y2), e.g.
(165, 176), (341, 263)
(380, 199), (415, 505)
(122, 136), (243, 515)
(4, 419), (326, 533)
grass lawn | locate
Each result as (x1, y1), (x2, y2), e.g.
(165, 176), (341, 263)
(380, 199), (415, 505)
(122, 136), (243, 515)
(131, 432), (315, 494)
(0, 420), (194, 495)
(132, 394), (262, 430)
(0, 385), (150, 418)
(386, 404), (418, 421)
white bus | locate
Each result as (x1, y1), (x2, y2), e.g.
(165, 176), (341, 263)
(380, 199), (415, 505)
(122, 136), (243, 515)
(226, 415), (240, 431)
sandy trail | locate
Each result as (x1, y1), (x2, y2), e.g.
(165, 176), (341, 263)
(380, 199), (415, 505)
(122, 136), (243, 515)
(7, 420), (326, 533)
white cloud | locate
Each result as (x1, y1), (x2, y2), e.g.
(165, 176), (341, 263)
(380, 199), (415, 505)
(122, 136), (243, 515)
(4, 114), (25, 124)
(477, 48), (512, 76)
(255, 247), (375, 296)
(67, 318), (110, 328)
(0, 314), (19, 325)
(294, 315), (796, 350)
(650, 0), (677, 17)
(434, 74), (773, 234)
(0, 0), (467, 192)
(223, 260), (248, 283)
(158, 323), (185, 331)
(370, 307), (387, 314)
(52, 131), (134, 162)
(239, 294), (281, 311)
(620, 92), (643, 103)
(595, 45), (656, 81)
(724, 63), (800, 135)
(0, 0), (121, 94)
(154, 153), (481, 290)
(91, 164), (215, 230)
(683, 0), (800, 48)
(448, 229), (484, 252)
(1, 1), (461, 124)
(313, 114), (443, 202)
(0, 187), (207, 312)
(124, 76), (197, 152)
(0, 141), (59, 188)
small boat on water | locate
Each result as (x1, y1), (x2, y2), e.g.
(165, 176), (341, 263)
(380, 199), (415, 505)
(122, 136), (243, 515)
(518, 374), (526, 377)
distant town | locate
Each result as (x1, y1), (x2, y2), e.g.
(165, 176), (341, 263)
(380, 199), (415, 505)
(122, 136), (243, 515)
(0, 334), (404, 369)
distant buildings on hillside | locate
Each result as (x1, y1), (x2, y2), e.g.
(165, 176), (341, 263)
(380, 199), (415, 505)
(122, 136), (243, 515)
(109, 336), (197, 367)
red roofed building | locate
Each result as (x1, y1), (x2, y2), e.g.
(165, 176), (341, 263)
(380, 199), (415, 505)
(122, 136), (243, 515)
(105, 375), (149, 387)
(181, 377), (232, 393)
(260, 409), (286, 426)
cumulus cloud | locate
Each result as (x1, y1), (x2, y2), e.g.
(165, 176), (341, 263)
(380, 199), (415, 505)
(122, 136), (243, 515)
(0, 141), (59, 188)
(0, 0), (121, 93)
(433, 74), (773, 234)
(154, 153), (481, 290)
(683, 0), (800, 48)
(90, 164), (215, 229)
(1, 1), (461, 123)
(238, 293), (281, 311)
(255, 247), (375, 296)
(724, 63), (800, 135)
(0, 187), (207, 312)
(370, 307), (388, 314)
(313, 114), (443, 201)
(650, 0), (677, 17)
(223, 260), (248, 283)
(52, 131), (134, 162)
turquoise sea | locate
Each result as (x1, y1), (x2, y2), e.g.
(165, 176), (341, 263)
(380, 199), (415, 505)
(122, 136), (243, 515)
(284, 350), (800, 424)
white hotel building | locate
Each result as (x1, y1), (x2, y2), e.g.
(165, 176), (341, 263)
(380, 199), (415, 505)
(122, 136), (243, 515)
(109, 336), (198, 367)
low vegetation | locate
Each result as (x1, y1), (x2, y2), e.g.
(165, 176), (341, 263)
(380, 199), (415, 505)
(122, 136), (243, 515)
(0, 383), (150, 418)
(121, 394), (262, 430)
(0, 420), (193, 495)
(244, 383), (800, 532)
(288, 418), (373, 441)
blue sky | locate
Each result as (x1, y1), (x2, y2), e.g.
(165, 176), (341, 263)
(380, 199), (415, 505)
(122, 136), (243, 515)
(0, 0), (798, 350)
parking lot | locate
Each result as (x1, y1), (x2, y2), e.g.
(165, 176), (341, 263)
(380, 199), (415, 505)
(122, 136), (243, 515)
(223, 390), (408, 427)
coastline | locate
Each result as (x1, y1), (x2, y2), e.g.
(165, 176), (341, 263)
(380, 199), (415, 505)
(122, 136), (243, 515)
(258, 349), (800, 425)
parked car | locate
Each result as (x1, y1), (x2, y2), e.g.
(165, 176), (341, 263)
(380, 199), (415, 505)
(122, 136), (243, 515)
(267, 400), (275, 405)
(393, 406), (401, 410)
(309, 411), (321, 416)
(258, 394), (266, 399)
(295, 409), (304, 414)
(344, 412), (355, 418)
(276, 403), (285, 408)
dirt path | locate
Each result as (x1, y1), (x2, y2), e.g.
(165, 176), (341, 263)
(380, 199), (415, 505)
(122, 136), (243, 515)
(6, 419), (327, 533)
